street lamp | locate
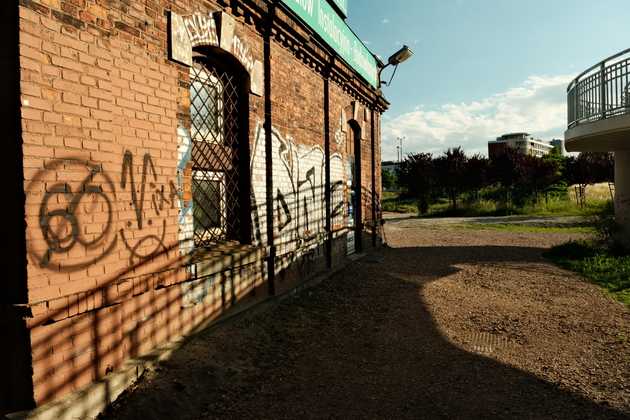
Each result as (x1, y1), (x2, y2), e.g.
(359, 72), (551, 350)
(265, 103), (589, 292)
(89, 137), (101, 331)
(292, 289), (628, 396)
(378, 45), (414, 87)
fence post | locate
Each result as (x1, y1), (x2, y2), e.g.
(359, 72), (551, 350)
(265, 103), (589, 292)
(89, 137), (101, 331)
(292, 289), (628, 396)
(600, 62), (607, 119)
(574, 83), (579, 123)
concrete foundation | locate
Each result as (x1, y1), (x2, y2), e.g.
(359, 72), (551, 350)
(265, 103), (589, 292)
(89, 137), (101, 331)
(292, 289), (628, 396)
(615, 150), (630, 247)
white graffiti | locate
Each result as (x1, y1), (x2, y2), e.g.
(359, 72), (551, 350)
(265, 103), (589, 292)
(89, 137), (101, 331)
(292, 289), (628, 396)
(232, 35), (255, 74)
(251, 123), (346, 259)
(184, 14), (219, 47)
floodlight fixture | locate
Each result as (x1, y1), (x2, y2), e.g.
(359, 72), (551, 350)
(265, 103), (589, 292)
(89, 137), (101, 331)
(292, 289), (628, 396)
(388, 45), (414, 66)
(378, 45), (414, 88)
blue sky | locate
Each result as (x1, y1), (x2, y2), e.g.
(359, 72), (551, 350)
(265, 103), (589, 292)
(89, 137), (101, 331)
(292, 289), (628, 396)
(347, 0), (630, 160)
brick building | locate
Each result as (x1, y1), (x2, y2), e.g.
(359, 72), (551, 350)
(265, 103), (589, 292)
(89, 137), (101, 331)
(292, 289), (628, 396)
(1, 0), (387, 415)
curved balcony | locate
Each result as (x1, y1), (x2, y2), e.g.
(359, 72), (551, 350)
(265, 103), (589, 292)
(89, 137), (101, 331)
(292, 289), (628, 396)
(565, 48), (630, 152)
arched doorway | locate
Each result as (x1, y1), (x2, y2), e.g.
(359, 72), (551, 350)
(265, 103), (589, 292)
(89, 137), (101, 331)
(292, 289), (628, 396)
(349, 120), (362, 253)
(189, 49), (251, 247)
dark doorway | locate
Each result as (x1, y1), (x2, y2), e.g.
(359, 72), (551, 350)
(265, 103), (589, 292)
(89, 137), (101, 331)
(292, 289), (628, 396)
(350, 121), (362, 253)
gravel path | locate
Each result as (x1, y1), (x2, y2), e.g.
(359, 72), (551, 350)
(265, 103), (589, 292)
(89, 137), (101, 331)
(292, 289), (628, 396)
(382, 212), (591, 227)
(102, 220), (630, 419)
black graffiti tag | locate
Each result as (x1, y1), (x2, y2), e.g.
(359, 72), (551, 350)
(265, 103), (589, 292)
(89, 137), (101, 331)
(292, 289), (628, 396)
(330, 181), (345, 218)
(276, 189), (292, 232)
(33, 159), (117, 272)
(119, 151), (177, 264)
(29, 153), (181, 272)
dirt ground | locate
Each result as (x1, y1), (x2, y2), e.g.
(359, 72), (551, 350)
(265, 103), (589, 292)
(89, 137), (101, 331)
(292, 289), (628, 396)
(102, 215), (630, 419)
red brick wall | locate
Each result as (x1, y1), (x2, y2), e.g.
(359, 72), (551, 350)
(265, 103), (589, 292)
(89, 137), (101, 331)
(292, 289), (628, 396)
(17, 0), (385, 407)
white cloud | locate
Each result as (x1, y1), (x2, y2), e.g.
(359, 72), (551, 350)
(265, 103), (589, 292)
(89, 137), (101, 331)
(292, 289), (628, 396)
(382, 18), (390, 24)
(382, 74), (574, 161)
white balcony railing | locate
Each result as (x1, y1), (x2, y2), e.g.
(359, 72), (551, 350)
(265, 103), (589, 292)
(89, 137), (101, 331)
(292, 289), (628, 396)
(568, 48), (630, 129)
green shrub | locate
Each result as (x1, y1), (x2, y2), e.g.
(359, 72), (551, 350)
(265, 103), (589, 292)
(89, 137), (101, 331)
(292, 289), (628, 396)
(545, 240), (630, 307)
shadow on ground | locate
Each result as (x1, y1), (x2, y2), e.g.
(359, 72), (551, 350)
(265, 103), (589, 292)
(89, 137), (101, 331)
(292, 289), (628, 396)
(101, 243), (628, 419)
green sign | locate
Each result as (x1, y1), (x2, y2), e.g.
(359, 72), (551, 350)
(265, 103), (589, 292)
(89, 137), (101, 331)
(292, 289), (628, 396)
(281, 0), (379, 88)
(328, 0), (348, 17)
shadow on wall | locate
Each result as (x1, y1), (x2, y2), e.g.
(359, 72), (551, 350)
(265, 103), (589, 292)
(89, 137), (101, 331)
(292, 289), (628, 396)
(99, 243), (629, 419)
(12, 150), (383, 416)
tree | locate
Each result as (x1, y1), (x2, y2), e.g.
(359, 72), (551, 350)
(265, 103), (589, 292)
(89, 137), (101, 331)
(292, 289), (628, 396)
(565, 152), (614, 206)
(464, 153), (489, 202)
(381, 168), (396, 191)
(489, 147), (522, 208)
(541, 148), (569, 200)
(434, 147), (468, 210)
(589, 152), (615, 184)
(523, 155), (560, 203)
(398, 152), (435, 214)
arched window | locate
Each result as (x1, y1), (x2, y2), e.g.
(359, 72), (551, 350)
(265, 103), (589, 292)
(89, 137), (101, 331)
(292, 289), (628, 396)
(189, 54), (250, 246)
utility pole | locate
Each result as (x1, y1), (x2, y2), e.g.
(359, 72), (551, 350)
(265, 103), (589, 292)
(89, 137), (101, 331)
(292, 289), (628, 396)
(396, 145), (400, 163)
(397, 136), (406, 162)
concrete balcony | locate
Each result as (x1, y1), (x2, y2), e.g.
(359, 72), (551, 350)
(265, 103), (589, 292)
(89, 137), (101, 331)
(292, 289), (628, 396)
(565, 48), (630, 153)
(565, 48), (630, 247)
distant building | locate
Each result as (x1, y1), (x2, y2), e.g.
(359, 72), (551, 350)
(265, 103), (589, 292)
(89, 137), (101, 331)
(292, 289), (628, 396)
(550, 139), (567, 156)
(488, 133), (555, 159)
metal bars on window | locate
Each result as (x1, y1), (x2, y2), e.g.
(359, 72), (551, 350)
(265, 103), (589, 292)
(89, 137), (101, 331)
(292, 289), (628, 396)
(568, 48), (630, 128)
(189, 60), (242, 246)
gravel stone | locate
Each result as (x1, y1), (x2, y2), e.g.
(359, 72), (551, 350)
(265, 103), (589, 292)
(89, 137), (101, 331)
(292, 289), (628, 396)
(101, 215), (630, 419)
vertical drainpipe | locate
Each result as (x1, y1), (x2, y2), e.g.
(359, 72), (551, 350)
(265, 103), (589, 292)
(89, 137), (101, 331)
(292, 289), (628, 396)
(264, 4), (276, 296)
(370, 109), (377, 247)
(324, 69), (332, 268)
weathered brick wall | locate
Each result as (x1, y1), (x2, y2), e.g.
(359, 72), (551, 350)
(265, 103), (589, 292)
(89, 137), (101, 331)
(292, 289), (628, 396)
(16, 0), (385, 407)
(20, 0), (187, 402)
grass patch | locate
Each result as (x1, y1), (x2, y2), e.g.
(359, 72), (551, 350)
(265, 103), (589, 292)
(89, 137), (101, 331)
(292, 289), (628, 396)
(381, 192), (614, 219)
(459, 223), (597, 234)
(518, 198), (613, 217)
(545, 240), (630, 308)
(424, 198), (613, 218)
(381, 191), (418, 213)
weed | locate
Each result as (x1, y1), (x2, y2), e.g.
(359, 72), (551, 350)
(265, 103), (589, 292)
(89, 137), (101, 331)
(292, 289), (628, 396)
(545, 240), (630, 308)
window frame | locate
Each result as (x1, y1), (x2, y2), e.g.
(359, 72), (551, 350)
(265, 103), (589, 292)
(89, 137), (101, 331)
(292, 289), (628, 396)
(187, 51), (252, 248)
(190, 63), (225, 145)
(192, 170), (227, 243)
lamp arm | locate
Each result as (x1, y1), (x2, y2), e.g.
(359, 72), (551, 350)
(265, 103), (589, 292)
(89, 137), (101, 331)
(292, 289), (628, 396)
(378, 63), (401, 87)
(377, 63), (391, 88)
(386, 64), (399, 87)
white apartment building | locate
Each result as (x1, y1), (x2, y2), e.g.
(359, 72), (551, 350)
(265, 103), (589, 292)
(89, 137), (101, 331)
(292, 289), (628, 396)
(488, 133), (555, 159)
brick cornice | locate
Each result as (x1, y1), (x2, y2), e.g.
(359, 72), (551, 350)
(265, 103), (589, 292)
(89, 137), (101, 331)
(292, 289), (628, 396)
(237, 0), (389, 112)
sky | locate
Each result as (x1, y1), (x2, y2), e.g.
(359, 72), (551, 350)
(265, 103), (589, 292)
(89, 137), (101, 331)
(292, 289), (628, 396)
(346, 0), (630, 161)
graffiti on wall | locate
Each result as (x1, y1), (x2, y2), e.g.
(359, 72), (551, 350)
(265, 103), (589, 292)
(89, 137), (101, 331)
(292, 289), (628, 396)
(28, 123), (353, 296)
(119, 151), (178, 265)
(334, 111), (346, 146)
(34, 159), (118, 271)
(251, 123), (346, 259)
(175, 126), (194, 256)
(169, 11), (263, 96)
(27, 152), (179, 272)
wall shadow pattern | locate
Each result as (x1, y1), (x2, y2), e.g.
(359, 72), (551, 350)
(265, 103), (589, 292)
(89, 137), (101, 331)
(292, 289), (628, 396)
(101, 243), (629, 419)
(12, 150), (382, 417)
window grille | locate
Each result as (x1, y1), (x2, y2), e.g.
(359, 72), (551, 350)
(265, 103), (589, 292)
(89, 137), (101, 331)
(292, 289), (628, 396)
(189, 58), (247, 246)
